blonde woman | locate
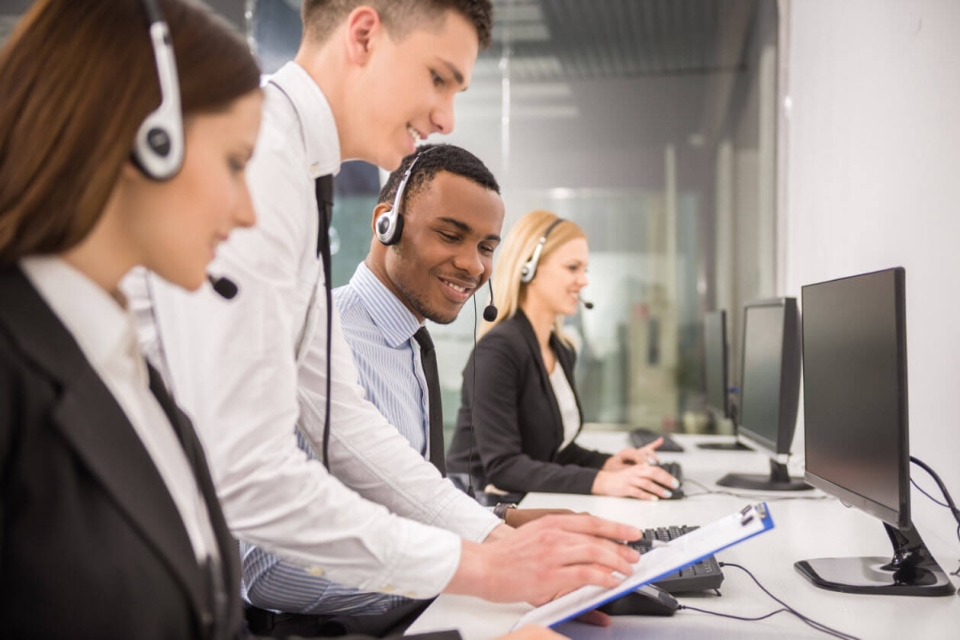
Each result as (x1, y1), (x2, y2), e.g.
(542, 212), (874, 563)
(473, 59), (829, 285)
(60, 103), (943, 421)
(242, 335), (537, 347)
(447, 211), (680, 499)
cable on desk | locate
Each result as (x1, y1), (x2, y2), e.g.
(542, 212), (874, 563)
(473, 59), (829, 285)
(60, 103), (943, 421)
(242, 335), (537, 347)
(682, 478), (833, 502)
(909, 456), (960, 581)
(678, 562), (860, 640)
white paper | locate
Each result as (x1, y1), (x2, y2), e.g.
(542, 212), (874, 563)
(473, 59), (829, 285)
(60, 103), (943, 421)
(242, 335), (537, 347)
(513, 503), (773, 629)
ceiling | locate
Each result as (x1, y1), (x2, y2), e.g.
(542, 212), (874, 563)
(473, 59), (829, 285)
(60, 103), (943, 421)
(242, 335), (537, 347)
(478, 0), (757, 82)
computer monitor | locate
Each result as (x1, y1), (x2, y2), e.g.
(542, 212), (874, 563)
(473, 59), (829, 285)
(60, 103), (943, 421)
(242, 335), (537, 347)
(795, 267), (953, 595)
(716, 297), (809, 491)
(698, 310), (751, 451)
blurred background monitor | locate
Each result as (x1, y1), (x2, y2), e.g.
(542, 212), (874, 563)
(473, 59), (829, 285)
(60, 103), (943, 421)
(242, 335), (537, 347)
(795, 267), (953, 595)
(716, 297), (809, 491)
(698, 310), (751, 451)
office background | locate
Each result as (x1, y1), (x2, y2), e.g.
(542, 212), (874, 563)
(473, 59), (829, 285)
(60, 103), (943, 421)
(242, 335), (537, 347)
(2, 0), (956, 571)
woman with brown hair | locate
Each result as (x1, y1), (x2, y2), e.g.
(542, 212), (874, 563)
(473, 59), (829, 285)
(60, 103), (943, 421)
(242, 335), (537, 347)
(0, 1), (262, 637)
(447, 210), (681, 501)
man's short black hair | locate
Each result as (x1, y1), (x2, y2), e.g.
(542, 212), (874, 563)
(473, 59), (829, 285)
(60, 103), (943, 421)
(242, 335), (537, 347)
(378, 144), (500, 213)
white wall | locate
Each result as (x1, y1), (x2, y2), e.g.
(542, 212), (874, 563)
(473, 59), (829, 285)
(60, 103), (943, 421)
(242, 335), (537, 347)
(785, 0), (960, 562)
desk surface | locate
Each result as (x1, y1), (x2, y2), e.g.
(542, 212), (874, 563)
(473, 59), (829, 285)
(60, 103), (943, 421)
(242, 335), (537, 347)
(408, 433), (960, 639)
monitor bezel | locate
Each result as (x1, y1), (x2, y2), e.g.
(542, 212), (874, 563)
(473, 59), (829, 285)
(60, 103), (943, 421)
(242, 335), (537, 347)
(800, 267), (911, 531)
(736, 297), (802, 461)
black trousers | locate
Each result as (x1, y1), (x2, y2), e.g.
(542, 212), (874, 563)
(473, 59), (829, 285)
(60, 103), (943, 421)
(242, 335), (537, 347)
(244, 598), (433, 638)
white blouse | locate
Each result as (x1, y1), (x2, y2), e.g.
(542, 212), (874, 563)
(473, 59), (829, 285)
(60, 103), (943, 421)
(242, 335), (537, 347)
(548, 364), (581, 452)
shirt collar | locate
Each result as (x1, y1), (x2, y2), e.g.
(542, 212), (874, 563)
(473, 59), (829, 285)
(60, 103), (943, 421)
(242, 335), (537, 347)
(19, 256), (146, 383)
(267, 61), (341, 178)
(349, 262), (424, 348)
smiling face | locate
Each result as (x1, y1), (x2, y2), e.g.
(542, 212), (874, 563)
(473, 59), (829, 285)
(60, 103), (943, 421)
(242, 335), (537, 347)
(524, 237), (590, 318)
(346, 9), (479, 170)
(122, 90), (262, 291)
(374, 171), (504, 324)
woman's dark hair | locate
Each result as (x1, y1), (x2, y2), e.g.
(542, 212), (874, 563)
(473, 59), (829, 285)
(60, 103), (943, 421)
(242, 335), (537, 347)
(0, 0), (262, 266)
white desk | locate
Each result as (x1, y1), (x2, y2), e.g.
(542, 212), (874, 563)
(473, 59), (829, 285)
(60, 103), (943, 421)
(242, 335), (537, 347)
(408, 434), (960, 639)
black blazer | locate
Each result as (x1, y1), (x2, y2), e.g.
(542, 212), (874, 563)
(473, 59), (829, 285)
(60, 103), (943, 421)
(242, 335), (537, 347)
(0, 266), (244, 639)
(0, 266), (461, 640)
(447, 310), (610, 495)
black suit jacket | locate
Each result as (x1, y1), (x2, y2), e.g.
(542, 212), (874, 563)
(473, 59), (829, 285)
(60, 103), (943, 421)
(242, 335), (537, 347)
(0, 266), (461, 640)
(0, 266), (244, 639)
(447, 310), (610, 495)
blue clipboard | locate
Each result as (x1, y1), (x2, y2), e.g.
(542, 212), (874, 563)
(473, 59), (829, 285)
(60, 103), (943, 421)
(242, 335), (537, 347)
(513, 502), (774, 629)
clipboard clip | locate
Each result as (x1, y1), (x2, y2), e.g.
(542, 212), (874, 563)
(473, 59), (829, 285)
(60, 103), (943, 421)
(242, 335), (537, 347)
(739, 503), (768, 526)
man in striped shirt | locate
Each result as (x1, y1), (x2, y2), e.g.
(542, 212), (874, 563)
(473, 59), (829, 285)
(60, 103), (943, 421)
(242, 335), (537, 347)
(240, 144), (506, 631)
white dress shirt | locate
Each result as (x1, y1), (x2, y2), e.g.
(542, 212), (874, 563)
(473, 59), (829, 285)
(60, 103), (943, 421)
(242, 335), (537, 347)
(22, 256), (219, 563)
(126, 61), (500, 599)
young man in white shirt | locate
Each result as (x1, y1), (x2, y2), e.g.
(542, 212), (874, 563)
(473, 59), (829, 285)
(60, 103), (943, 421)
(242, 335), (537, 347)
(136, 0), (641, 628)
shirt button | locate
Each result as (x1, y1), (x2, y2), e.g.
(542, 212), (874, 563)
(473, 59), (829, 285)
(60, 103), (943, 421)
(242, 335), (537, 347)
(404, 591), (417, 598)
(310, 162), (320, 176)
(306, 566), (324, 577)
(382, 584), (395, 593)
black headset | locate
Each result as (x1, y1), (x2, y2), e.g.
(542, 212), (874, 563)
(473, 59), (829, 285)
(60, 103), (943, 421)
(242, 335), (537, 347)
(376, 147), (440, 245)
(519, 218), (565, 283)
(132, 0), (184, 181)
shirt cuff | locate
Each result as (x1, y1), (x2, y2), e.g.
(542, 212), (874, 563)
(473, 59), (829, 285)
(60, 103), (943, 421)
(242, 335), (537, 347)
(375, 518), (462, 598)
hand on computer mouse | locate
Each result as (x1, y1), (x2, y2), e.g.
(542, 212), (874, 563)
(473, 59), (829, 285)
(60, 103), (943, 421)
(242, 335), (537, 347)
(592, 463), (680, 500)
(602, 440), (662, 471)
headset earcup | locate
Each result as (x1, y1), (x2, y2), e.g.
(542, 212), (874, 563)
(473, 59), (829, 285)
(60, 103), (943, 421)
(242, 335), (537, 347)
(376, 209), (404, 246)
(520, 263), (532, 283)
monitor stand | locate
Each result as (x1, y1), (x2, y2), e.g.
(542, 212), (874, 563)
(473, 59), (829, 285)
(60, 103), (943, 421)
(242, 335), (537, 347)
(698, 440), (753, 451)
(795, 521), (955, 596)
(716, 459), (810, 491)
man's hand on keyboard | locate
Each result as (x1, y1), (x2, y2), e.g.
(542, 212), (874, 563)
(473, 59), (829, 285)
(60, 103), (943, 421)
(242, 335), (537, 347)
(447, 513), (642, 605)
(592, 463), (680, 500)
(603, 440), (663, 471)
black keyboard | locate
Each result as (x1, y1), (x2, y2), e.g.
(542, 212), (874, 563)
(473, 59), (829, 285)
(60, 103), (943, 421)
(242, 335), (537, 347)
(630, 525), (724, 593)
(629, 427), (684, 452)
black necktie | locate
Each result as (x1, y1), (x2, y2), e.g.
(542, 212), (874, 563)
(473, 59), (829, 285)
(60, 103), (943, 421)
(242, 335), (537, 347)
(413, 326), (446, 475)
(315, 175), (334, 471)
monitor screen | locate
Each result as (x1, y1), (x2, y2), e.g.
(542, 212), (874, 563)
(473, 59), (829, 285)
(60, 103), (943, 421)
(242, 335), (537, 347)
(801, 268), (908, 528)
(703, 310), (728, 419)
(738, 299), (800, 456)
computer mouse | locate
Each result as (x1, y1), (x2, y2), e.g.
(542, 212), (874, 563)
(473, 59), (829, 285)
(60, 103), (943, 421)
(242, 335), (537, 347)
(597, 583), (679, 617)
(658, 485), (685, 500)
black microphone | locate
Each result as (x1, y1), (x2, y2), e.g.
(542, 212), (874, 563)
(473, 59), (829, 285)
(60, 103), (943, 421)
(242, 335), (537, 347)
(207, 274), (238, 300)
(579, 296), (594, 310)
(482, 280), (498, 322)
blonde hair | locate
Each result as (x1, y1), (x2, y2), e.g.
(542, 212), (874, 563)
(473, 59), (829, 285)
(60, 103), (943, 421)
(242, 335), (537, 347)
(480, 210), (586, 344)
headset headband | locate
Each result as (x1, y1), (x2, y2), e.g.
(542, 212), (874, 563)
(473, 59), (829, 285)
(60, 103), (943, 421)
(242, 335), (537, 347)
(131, 0), (184, 181)
(520, 218), (565, 284)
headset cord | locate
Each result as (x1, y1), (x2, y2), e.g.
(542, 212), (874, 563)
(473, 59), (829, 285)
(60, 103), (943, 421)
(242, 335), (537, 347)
(465, 296), (479, 499)
(678, 562), (860, 640)
(909, 456), (960, 576)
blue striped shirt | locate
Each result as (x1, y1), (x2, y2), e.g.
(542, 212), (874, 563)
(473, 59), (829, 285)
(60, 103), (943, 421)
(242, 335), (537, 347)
(239, 262), (430, 616)
(334, 262), (432, 457)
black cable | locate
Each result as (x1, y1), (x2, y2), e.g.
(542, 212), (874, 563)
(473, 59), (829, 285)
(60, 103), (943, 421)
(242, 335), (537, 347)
(684, 562), (860, 640)
(910, 456), (960, 521)
(465, 296), (478, 499)
(679, 603), (791, 623)
(909, 456), (960, 581)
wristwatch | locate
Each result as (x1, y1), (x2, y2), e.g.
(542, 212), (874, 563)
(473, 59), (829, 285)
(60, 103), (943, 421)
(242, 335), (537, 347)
(493, 502), (518, 520)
